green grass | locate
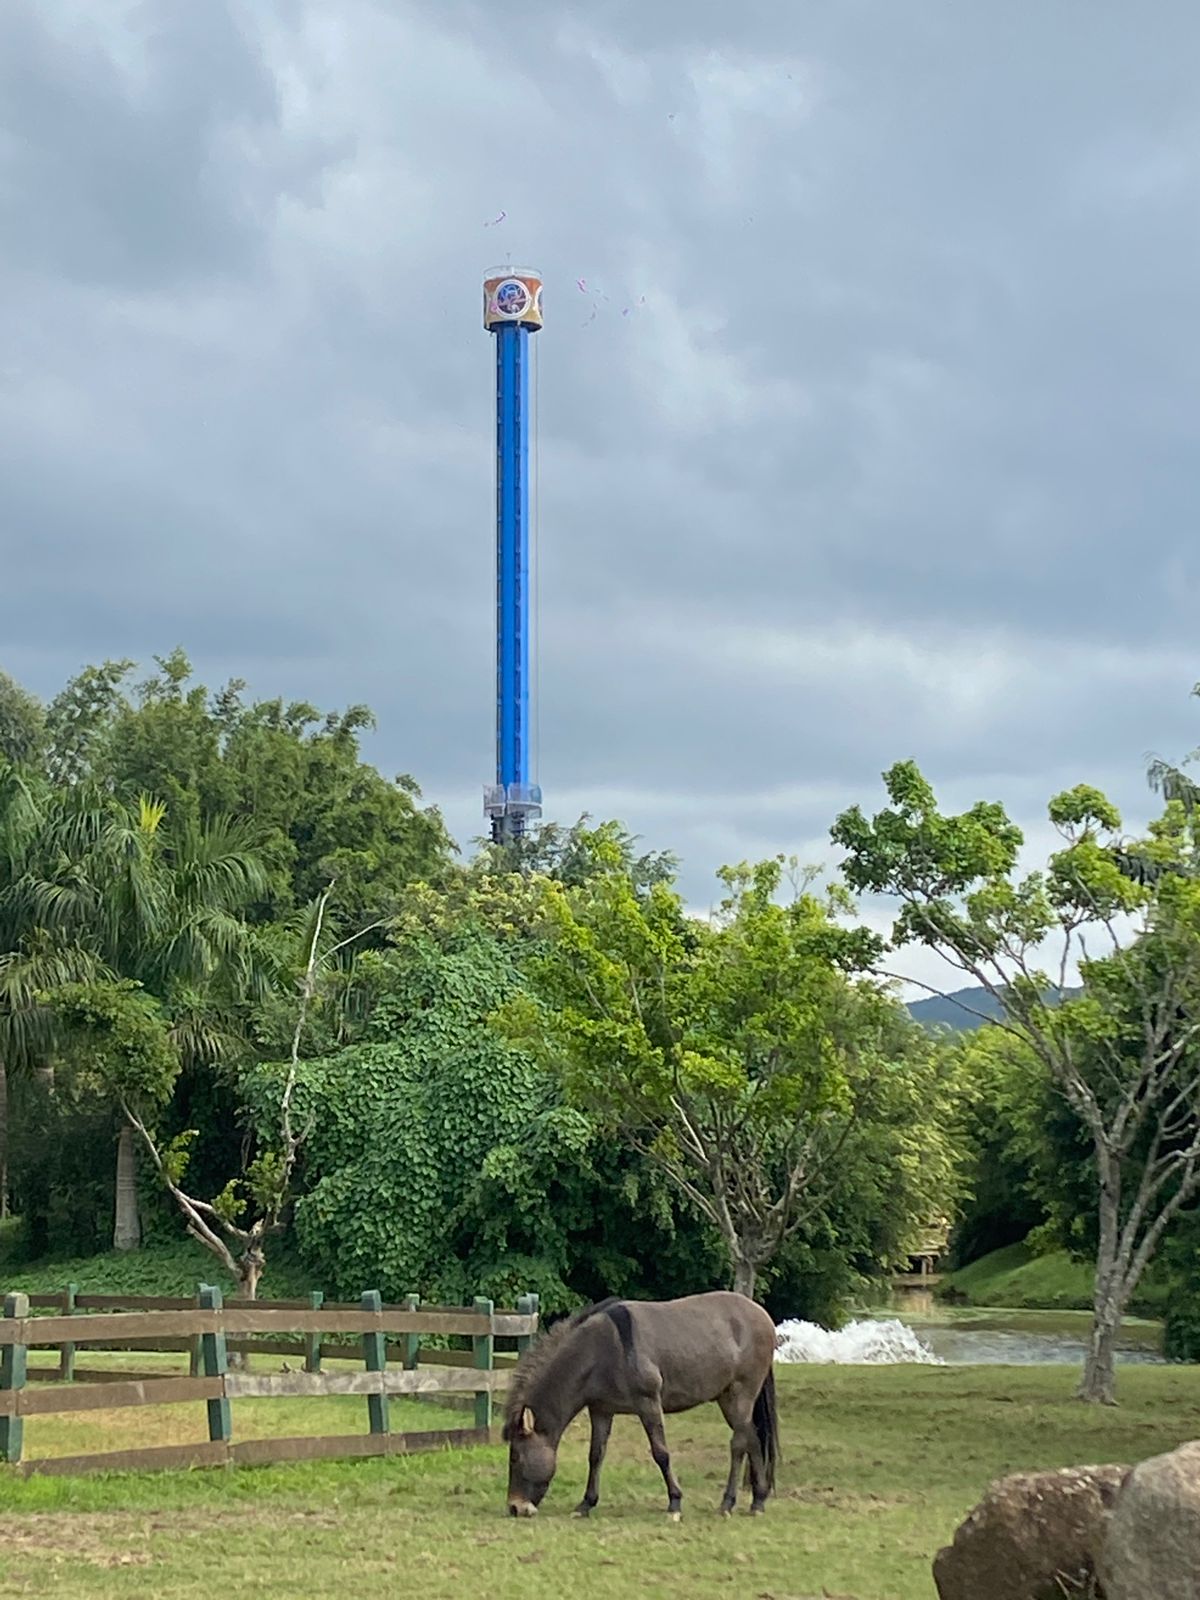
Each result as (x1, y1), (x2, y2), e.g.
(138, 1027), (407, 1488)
(20, 1385), (460, 1461)
(2, 1365), (1198, 1599)
(0, 1236), (317, 1303)
(942, 1243), (1095, 1309)
(941, 1241), (1169, 1314)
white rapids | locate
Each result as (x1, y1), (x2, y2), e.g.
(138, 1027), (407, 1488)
(774, 1317), (943, 1365)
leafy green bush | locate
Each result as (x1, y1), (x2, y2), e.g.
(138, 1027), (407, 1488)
(240, 927), (719, 1314)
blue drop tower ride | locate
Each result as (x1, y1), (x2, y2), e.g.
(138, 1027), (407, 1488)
(482, 268), (544, 843)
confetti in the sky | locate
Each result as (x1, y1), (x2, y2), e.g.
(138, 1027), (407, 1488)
(577, 282), (646, 326)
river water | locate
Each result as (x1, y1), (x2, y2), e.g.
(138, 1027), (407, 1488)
(776, 1289), (1166, 1367)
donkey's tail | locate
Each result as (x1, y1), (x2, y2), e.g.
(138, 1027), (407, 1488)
(747, 1366), (780, 1495)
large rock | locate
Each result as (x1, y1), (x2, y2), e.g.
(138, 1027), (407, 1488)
(933, 1464), (1128, 1600)
(1097, 1439), (1200, 1600)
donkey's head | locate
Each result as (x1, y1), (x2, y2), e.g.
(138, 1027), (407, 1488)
(502, 1405), (559, 1516)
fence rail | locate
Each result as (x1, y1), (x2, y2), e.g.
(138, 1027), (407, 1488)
(0, 1285), (539, 1479)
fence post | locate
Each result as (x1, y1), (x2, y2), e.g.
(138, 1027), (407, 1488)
(188, 1290), (205, 1379)
(403, 1293), (421, 1371)
(59, 1283), (77, 1382)
(0, 1292), (29, 1465)
(362, 1290), (389, 1437)
(304, 1291), (324, 1374)
(515, 1292), (538, 1357)
(197, 1284), (232, 1446)
(473, 1296), (494, 1431)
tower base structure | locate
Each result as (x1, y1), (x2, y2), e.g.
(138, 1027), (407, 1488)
(484, 781), (543, 843)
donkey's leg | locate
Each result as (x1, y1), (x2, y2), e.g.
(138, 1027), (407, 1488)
(573, 1408), (614, 1518)
(636, 1399), (683, 1520)
(716, 1388), (758, 1516)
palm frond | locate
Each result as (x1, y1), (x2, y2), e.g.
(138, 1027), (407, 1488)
(0, 763), (41, 876)
(167, 814), (271, 916)
(167, 1000), (245, 1070)
(1147, 756), (1200, 814)
(0, 939), (110, 1069)
(136, 794), (168, 837)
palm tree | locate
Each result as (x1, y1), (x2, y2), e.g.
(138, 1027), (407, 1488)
(7, 788), (270, 1247)
(0, 762), (64, 1218)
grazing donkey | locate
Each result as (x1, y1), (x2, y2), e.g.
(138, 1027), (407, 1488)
(502, 1290), (779, 1520)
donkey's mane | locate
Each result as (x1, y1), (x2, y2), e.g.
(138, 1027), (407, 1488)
(503, 1298), (619, 1430)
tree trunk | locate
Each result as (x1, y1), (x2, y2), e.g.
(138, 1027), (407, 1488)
(226, 1247), (265, 1371)
(1079, 1172), (1122, 1404)
(1078, 1281), (1122, 1405)
(0, 1056), (8, 1222)
(236, 1248), (264, 1302)
(113, 1122), (141, 1251)
(732, 1255), (757, 1301)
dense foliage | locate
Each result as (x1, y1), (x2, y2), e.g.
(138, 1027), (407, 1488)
(836, 762), (1200, 1400)
(0, 653), (453, 1270)
(503, 847), (961, 1301)
(241, 925), (722, 1313)
(10, 647), (1200, 1374)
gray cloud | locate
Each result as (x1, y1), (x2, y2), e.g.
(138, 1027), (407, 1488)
(2, 0), (1199, 932)
(0, 3), (286, 287)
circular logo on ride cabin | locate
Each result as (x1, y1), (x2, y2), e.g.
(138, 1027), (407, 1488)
(493, 278), (531, 318)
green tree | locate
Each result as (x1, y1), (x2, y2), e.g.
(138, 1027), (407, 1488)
(96, 652), (455, 932)
(121, 887), (337, 1301)
(504, 838), (947, 1301)
(259, 919), (723, 1312)
(0, 673), (45, 771)
(0, 763), (35, 1216)
(42, 980), (183, 1263)
(834, 762), (1200, 1403)
(24, 650), (454, 936)
(45, 981), (180, 1132)
(11, 786), (270, 1249)
(486, 816), (677, 892)
(946, 1026), (1053, 1268)
(0, 762), (107, 1220)
(44, 659), (134, 785)
(1147, 679), (1200, 817)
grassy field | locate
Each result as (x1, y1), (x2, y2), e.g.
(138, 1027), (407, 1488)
(3, 1364), (1199, 1599)
(940, 1241), (1167, 1314)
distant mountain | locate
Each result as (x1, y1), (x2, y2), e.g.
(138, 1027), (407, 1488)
(906, 985), (1080, 1033)
(906, 988), (1005, 1032)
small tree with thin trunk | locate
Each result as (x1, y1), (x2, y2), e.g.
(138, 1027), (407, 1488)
(833, 762), (1200, 1405)
(504, 840), (937, 1302)
(118, 886), (339, 1302)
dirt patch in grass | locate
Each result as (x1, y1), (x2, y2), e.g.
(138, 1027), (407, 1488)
(0, 1514), (157, 1569)
(780, 1483), (913, 1513)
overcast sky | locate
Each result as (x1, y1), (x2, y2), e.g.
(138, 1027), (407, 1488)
(2, 1), (1199, 990)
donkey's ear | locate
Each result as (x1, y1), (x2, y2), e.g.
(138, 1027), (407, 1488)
(519, 1406), (536, 1437)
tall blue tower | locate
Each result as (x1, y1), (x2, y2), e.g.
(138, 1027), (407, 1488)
(482, 268), (543, 843)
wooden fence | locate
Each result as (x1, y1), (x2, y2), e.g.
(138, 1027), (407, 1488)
(0, 1285), (539, 1479)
